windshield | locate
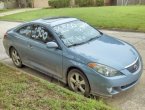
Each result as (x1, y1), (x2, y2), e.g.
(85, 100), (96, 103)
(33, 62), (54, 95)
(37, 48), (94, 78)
(53, 20), (101, 47)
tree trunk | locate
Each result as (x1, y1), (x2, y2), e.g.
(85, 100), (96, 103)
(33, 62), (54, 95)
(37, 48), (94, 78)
(70, 0), (75, 7)
(93, 0), (96, 6)
(121, 0), (124, 5)
(104, 0), (111, 6)
(139, 0), (142, 4)
(125, 0), (129, 5)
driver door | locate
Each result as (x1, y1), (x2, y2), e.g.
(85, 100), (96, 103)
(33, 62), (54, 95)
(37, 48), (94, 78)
(27, 24), (63, 78)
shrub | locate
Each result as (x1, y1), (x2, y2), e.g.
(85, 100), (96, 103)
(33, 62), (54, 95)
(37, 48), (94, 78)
(75, 0), (92, 7)
(49, 0), (70, 8)
(48, 0), (104, 8)
(75, 0), (104, 7)
(96, 0), (104, 6)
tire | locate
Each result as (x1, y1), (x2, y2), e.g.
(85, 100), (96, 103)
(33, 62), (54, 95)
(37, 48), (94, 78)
(10, 47), (23, 68)
(68, 69), (90, 96)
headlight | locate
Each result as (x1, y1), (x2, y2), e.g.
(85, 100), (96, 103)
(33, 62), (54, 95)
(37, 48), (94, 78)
(88, 63), (122, 77)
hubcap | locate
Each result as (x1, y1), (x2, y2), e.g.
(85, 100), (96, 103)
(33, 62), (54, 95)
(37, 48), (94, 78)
(11, 49), (21, 66)
(70, 72), (86, 94)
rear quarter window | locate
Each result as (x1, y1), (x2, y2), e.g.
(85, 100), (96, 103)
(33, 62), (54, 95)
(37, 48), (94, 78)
(17, 25), (32, 37)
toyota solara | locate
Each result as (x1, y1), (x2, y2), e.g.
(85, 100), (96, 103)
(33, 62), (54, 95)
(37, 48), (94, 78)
(3, 17), (143, 97)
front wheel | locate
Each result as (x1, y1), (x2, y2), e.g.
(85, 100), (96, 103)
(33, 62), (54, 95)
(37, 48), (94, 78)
(68, 69), (90, 96)
(10, 48), (23, 68)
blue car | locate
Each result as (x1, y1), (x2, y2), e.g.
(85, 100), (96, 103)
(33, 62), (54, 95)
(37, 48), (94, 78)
(3, 17), (143, 97)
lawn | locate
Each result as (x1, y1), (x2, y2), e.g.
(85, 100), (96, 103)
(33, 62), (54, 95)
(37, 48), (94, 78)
(0, 63), (113, 110)
(0, 6), (145, 32)
(0, 9), (13, 13)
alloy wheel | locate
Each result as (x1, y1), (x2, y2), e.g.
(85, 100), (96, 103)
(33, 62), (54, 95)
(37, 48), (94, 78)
(68, 69), (90, 96)
(11, 48), (22, 67)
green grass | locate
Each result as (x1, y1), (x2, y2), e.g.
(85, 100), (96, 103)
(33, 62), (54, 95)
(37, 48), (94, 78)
(0, 6), (145, 32)
(0, 9), (7, 13)
(0, 9), (13, 13)
(0, 63), (113, 110)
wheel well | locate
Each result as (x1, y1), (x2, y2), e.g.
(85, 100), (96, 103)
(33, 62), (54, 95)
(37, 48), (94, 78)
(9, 46), (14, 58)
(67, 66), (83, 76)
(66, 66), (91, 90)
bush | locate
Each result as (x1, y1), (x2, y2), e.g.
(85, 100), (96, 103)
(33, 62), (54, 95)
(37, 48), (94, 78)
(96, 0), (104, 6)
(75, 0), (92, 7)
(49, 0), (70, 8)
(48, 0), (104, 8)
(75, 0), (104, 7)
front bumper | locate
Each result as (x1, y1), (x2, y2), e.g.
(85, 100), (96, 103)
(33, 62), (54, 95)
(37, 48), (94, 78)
(82, 59), (143, 97)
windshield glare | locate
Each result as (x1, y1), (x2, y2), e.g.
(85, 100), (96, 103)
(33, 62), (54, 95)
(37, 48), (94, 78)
(53, 20), (101, 47)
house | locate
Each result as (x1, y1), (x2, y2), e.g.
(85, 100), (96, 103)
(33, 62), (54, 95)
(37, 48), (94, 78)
(0, 0), (49, 9)
(104, 0), (145, 6)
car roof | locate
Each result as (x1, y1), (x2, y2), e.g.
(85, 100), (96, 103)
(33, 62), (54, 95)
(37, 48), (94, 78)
(31, 17), (78, 27)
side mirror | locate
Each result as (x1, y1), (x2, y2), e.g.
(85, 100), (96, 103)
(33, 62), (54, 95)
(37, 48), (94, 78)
(46, 42), (58, 48)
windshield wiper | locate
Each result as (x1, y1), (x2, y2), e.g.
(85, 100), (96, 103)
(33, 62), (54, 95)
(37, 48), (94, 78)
(69, 41), (87, 47)
(69, 35), (101, 47)
(87, 35), (101, 43)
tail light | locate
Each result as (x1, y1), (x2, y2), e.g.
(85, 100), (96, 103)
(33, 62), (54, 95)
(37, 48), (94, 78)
(4, 33), (7, 39)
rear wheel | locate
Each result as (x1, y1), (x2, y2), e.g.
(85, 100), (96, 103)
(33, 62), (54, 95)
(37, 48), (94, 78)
(68, 69), (90, 96)
(10, 48), (23, 68)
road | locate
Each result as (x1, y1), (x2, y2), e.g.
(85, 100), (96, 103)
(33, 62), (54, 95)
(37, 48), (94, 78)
(0, 21), (145, 110)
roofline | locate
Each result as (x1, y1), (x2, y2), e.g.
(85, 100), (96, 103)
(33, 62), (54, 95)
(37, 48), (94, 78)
(30, 16), (78, 26)
(32, 16), (74, 21)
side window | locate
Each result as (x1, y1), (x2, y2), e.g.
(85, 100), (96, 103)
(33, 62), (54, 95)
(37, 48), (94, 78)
(31, 25), (53, 43)
(17, 25), (32, 37)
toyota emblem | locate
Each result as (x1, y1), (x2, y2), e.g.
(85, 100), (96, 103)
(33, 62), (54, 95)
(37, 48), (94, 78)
(133, 64), (138, 70)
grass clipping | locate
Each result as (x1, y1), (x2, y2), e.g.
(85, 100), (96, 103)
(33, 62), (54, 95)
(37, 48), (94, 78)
(0, 63), (112, 110)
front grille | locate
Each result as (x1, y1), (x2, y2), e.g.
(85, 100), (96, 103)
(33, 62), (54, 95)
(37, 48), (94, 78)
(126, 58), (139, 73)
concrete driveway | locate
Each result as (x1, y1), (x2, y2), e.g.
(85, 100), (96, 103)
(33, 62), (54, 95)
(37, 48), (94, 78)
(0, 21), (145, 110)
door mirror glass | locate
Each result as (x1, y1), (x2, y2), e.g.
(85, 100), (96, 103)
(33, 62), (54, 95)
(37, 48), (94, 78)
(46, 42), (58, 48)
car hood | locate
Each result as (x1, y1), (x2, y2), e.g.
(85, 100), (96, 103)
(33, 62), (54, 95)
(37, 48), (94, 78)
(69, 35), (138, 70)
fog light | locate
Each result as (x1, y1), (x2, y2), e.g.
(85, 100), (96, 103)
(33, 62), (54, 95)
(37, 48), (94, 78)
(107, 87), (113, 93)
